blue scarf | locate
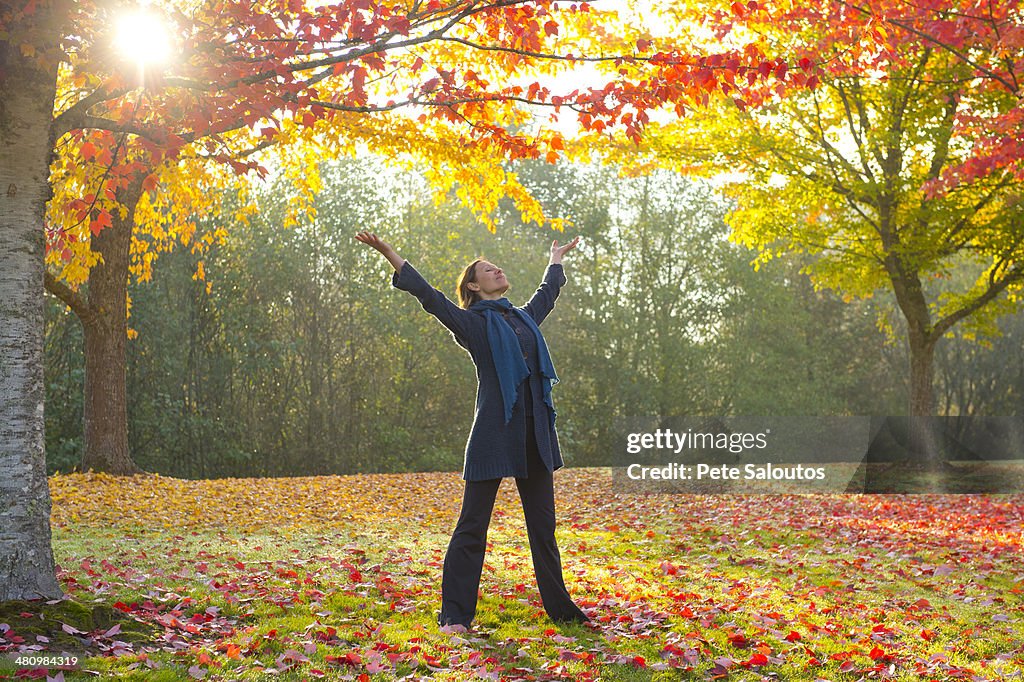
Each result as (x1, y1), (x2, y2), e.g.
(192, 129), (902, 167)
(470, 298), (558, 425)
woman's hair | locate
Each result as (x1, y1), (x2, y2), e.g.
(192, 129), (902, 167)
(456, 258), (484, 309)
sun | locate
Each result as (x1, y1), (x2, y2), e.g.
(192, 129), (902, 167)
(113, 7), (172, 69)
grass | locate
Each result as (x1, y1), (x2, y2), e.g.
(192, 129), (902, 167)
(0, 469), (1021, 680)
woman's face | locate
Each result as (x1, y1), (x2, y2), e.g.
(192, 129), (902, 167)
(470, 261), (510, 297)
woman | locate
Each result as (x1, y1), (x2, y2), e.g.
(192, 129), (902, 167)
(354, 231), (590, 631)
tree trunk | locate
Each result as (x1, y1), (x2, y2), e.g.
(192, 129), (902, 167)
(908, 332), (942, 465)
(908, 335), (936, 417)
(80, 180), (145, 475)
(883, 242), (942, 463)
(0, 18), (64, 600)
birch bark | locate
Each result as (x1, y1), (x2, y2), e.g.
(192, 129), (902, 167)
(0, 17), (64, 600)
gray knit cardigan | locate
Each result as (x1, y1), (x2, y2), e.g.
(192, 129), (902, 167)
(392, 261), (567, 481)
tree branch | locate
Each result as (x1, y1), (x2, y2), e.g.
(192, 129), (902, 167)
(51, 113), (158, 142)
(931, 265), (1024, 341)
(50, 82), (133, 146)
(926, 90), (960, 181)
(44, 270), (96, 324)
(437, 35), (634, 63)
(934, 173), (1017, 254)
(834, 79), (877, 183)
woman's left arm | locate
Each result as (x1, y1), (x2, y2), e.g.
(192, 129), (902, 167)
(524, 236), (580, 325)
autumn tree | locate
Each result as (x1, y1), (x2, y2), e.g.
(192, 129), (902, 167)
(834, 0), (1024, 185)
(626, 3), (1024, 430)
(44, 139), (261, 475)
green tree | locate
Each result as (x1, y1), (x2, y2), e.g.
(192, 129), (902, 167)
(643, 47), (1024, 428)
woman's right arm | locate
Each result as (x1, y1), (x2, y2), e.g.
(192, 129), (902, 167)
(354, 231), (473, 341)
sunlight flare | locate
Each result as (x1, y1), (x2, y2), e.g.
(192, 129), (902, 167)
(114, 7), (172, 68)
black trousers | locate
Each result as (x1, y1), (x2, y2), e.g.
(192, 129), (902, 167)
(439, 416), (588, 627)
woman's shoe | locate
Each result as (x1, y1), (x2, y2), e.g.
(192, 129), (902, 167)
(436, 610), (470, 631)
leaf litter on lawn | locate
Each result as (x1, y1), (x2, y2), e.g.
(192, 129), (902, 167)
(24, 470), (1024, 679)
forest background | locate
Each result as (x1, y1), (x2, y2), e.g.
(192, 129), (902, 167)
(42, 156), (1024, 480)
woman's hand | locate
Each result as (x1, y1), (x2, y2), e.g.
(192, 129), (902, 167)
(354, 230), (394, 254)
(549, 236), (581, 264)
(355, 231), (406, 272)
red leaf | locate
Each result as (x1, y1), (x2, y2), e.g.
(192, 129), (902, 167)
(366, 659), (388, 673)
(89, 210), (112, 237)
(325, 652), (362, 666)
(746, 652), (768, 666)
(728, 633), (749, 648)
(351, 66), (367, 102)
